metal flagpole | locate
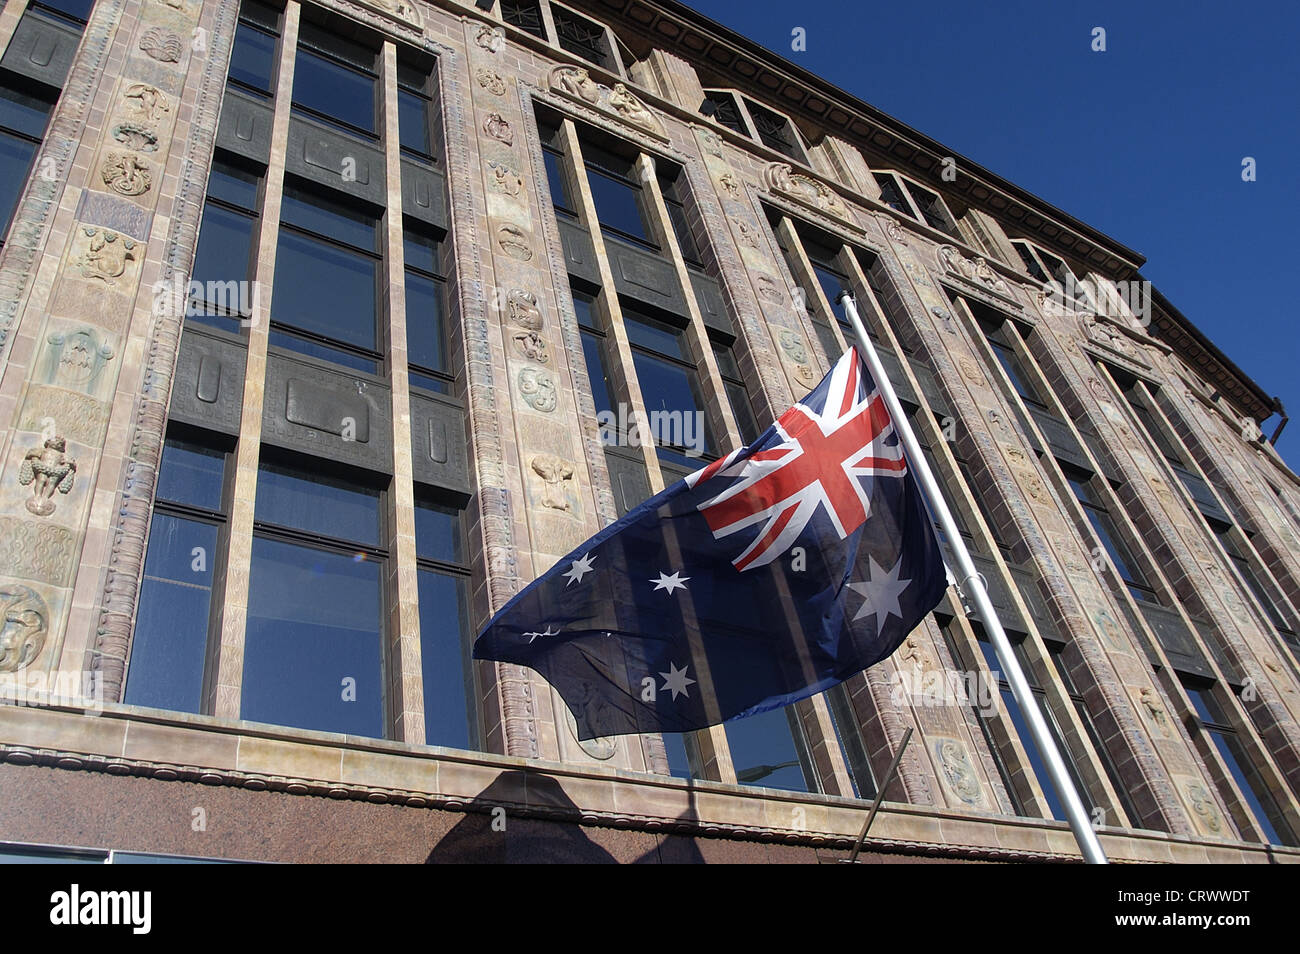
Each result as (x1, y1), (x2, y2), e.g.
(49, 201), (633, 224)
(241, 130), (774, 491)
(838, 292), (1108, 864)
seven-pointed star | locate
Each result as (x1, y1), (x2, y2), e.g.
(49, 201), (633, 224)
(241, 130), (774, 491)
(563, 552), (596, 586)
(659, 662), (696, 701)
(847, 557), (912, 630)
(650, 570), (690, 594)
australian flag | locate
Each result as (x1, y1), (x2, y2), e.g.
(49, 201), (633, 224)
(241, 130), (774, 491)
(473, 347), (948, 740)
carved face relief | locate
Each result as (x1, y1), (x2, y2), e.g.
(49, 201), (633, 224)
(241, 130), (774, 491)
(553, 66), (599, 104)
(482, 112), (513, 145)
(530, 454), (575, 511)
(506, 289), (543, 330)
(100, 151), (152, 196)
(607, 83), (654, 129)
(518, 367), (557, 412)
(18, 435), (77, 516)
(700, 130), (724, 158)
(496, 224), (532, 261)
(139, 27), (183, 63)
(476, 68), (507, 96)
(0, 584), (48, 673)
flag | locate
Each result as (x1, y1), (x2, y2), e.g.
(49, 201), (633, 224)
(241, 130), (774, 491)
(473, 347), (948, 740)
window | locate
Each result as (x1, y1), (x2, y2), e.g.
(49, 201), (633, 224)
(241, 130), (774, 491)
(622, 307), (716, 473)
(582, 141), (655, 249)
(745, 100), (804, 163)
(971, 629), (1092, 821)
(874, 173), (911, 217)
(188, 157), (261, 329)
(0, 71), (56, 248)
(292, 21), (378, 139)
(26, 0), (93, 26)
(979, 314), (1048, 410)
(1181, 678), (1294, 845)
(1048, 644), (1140, 826)
(1012, 240), (1093, 311)
(538, 118), (577, 218)
(243, 459), (386, 738)
(403, 222), (453, 393)
(552, 4), (613, 69)
(1207, 519), (1297, 641)
(227, 1), (281, 97)
(827, 685), (877, 798)
(1064, 465), (1157, 604)
(873, 172), (959, 238)
(727, 706), (818, 794)
(701, 91), (745, 136)
(270, 182), (381, 372)
(658, 165), (703, 268)
(713, 341), (761, 446)
(397, 57), (437, 162)
(415, 495), (475, 749)
(500, 0), (546, 39)
(125, 435), (230, 714)
(1119, 377), (1186, 466)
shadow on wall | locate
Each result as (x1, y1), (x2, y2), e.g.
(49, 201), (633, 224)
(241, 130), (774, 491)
(423, 770), (707, 864)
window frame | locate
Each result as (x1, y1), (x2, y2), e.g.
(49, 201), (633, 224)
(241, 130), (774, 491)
(291, 20), (381, 142)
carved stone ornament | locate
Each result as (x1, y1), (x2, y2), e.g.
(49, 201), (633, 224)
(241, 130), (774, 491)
(934, 737), (982, 805)
(530, 454), (575, 511)
(777, 329), (808, 363)
(734, 218), (760, 248)
(1080, 314), (1147, 367)
(361, 0), (422, 26)
(875, 212), (908, 245)
(77, 228), (137, 284)
(475, 24), (506, 53)
(0, 584), (48, 673)
(512, 329), (549, 363)
(18, 436), (77, 516)
(565, 706), (616, 760)
(476, 68), (507, 96)
(482, 111), (513, 145)
(700, 129), (724, 158)
(1138, 686), (1171, 737)
(518, 367), (557, 412)
(100, 151), (152, 196)
(139, 27), (183, 63)
(755, 275), (784, 304)
(506, 289), (543, 330)
(1184, 780), (1223, 834)
(718, 172), (740, 199)
(547, 67), (666, 138)
(762, 162), (849, 220)
(45, 327), (114, 391)
(957, 354), (983, 384)
(937, 245), (1010, 297)
(898, 633), (935, 673)
(791, 364), (818, 388)
(496, 224), (532, 261)
(123, 84), (170, 122)
(111, 122), (159, 152)
(487, 160), (523, 196)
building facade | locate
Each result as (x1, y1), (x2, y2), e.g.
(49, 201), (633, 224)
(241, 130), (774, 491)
(0, 0), (1298, 863)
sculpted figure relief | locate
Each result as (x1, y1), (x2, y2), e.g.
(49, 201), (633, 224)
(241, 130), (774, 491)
(19, 436), (77, 516)
(0, 584), (48, 673)
(530, 454), (575, 511)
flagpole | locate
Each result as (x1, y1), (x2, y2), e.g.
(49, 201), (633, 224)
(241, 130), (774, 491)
(838, 292), (1108, 864)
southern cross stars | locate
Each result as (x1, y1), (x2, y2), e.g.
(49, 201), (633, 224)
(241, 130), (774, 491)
(659, 662), (695, 701)
(564, 552), (595, 586)
(650, 570), (690, 594)
(847, 556), (912, 630)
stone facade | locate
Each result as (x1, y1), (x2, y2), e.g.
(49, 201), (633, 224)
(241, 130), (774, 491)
(0, 0), (1297, 863)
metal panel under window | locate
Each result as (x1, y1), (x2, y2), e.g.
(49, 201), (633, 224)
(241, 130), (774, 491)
(1140, 602), (1214, 679)
(689, 272), (732, 337)
(1171, 463), (1230, 523)
(607, 241), (689, 318)
(410, 392), (470, 495)
(1029, 405), (1090, 472)
(285, 115), (386, 206)
(1, 14), (81, 88)
(215, 88), (274, 166)
(168, 328), (247, 436)
(400, 158), (447, 231)
(604, 446), (652, 516)
(557, 217), (599, 285)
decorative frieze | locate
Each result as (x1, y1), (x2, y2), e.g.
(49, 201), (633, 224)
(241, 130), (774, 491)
(547, 66), (667, 140)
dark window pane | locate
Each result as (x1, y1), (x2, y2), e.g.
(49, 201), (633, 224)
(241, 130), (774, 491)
(660, 732), (695, 779)
(630, 351), (713, 456)
(702, 91), (744, 135)
(255, 463), (380, 545)
(190, 205), (255, 315)
(587, 168), (651, 245)
(572, 293), (599, 331)
(293, 47), (375, 134)
(0, 84), (53, 139)
(414, 498), (463, 564)
(272, 230), (377, 350)
(623, 312), (686, 359)
(727, 706), (812, 793)
(542, 148), (573, 214)
(398, 88), (432, 157)
(206, 162), (259, 209)
(405, 271), (447, 374)
(124, 515), (218, 713)
(725, 380), (760, 445)
(243, 537), (384, 737)
(580, 329), (614, 417)
(989, 340), (1042, 405)
(156, 441), (226, 510)
(0, 134), (39, 239)
(500, 0), (545, 38)
(1014, 243), (1049, 283)
(409, 370), (450, 395)
(874, 174), (911, 217)
(268, 330), (378, 374)
(229, 22), (277, 93)
(30, 0), (93, 23)
(999, 687), (1069, 820)
(812, 265), (847, 324)
(553, 7), (608, 67)
(280, 187), (375, 251)
(403, 228), (440, 275)
(418, 568), (472, 748)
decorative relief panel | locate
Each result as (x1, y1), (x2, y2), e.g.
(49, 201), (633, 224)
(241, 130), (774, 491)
(761, 162), (858, 230)
(936, 244), (1022, 310)
(546, 66), (667, 140)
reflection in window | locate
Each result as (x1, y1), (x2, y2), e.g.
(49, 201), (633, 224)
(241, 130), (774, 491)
(659, 165), (703, 267)
(727, 706), (816, 793)
(1064, 466), (1157, 604)
(404, 223), (453, 393)
(189, 157), (261, 329)
(292, 21), (378, 138)
(538, 119), (576, 218)
(125, 436), (229, 714)
(243, 461), (385, 738)
(397, 57), (437, 162)
(623, 308), (715, 464)
(0, 72), (55, 248)
(227, 1), (281, 96)
(582, 142), (655, 249)
(415, 495), (474, 749)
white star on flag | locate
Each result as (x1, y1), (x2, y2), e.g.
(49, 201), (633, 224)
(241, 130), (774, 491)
(563, 553), (596, 586)
(659, 662), (696, 701)
(650, 570), (690, 594)
(847, 557), (912, 630)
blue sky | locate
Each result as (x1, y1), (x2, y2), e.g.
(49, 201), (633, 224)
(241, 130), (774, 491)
(688, 0), (1299, 463)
